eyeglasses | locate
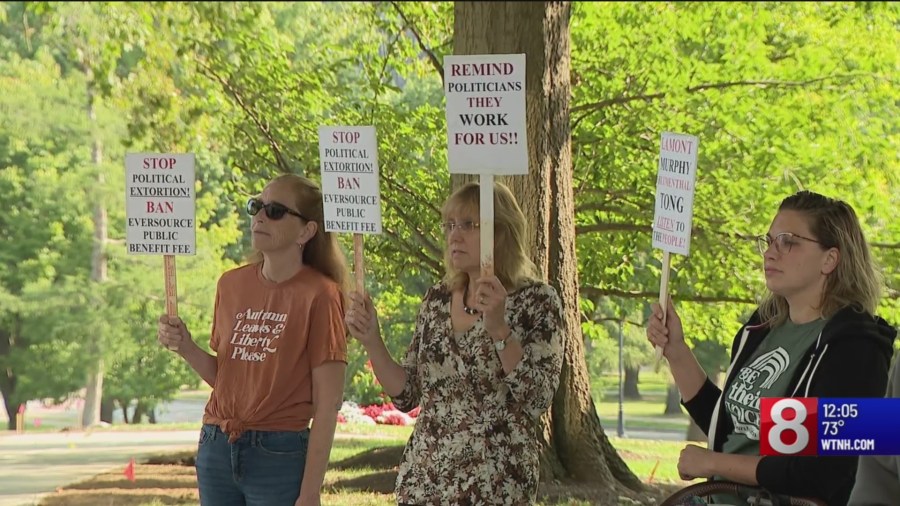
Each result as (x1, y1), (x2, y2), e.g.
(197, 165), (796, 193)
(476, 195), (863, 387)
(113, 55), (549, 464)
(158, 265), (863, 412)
(441, 220), (480, 235)
(757, 232), (822, 255)
(246, 197), (308, 221)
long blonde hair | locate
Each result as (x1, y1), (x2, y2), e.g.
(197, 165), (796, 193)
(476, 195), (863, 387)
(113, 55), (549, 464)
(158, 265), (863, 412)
(442, 181), (540, 292)
(758, 190), (882, 327)
(248, 174), (351, 292)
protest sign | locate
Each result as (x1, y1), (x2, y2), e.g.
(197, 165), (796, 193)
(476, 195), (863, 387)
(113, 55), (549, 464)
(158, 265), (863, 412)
(445, 54), (528, 275)
(319, 126), (382, 289)
(651, 133), (699, 358)
(125, 153), (196, 347)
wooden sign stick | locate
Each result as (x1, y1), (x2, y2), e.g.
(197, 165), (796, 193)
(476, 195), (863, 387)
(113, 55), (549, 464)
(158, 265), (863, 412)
(655, 251), (670, 361)
(353, 233), (365, 291)
(480, 174), (494, 277)
(164, 254), (178, 351)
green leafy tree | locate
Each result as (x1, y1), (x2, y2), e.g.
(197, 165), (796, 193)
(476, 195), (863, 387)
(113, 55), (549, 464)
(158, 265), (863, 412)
(571, 1), (900, 378)
(0, 48), (95, 427)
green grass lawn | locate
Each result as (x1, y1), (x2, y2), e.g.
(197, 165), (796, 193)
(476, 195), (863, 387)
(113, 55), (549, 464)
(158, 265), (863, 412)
(610, 437), (686, 485)
(592, 370), (691, 434)
(596, 395), (689, 432)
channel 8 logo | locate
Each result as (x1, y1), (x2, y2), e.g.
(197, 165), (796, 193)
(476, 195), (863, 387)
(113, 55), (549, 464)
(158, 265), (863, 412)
(760, 397), (818, 456)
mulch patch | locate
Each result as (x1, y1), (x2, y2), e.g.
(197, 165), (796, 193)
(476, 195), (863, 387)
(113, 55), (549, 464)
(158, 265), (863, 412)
(70, 445), (683, 505)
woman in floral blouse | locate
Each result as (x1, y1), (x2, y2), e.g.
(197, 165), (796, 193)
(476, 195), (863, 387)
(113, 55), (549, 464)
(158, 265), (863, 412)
(346, 181), (565, 505)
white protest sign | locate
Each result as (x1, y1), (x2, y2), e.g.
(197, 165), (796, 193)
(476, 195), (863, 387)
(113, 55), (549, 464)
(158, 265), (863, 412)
(651, 132), (699, 361)
(444, 53), (527, 175)
(651, 132), (699, 256)
(125, 153), (196, 256)
(318, 126), (383, 235)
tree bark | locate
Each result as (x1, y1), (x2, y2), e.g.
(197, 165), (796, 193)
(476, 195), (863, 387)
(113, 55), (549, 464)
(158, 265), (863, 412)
(100, 397), (114, 424)
(81, 76), (106, 428)
(0, 326), (17, 431)
(120, 401), (130, 424)
(665, 382), (683, 415)
(133, 400), (147, 424)
(453, 1), (642, 493)
(624, 366), (641, 399)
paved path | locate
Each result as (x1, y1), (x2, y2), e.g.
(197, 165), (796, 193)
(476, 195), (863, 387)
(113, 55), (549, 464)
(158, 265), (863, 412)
(0, 430), (199, 506)
(615, 428), (685, 442)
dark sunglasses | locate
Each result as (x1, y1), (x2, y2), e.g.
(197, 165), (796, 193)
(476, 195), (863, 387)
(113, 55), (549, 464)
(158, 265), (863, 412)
(246, 197), (308, 221)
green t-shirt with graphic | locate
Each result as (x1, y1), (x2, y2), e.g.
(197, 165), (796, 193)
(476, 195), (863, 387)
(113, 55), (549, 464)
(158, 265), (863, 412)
(721, 317), (826, 456)
(710, 317), (826, 505)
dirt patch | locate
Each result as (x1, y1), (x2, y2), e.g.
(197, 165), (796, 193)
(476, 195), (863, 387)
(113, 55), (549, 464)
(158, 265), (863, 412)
(329, 469), (399, 494)
(328, 470), (681, 504)
(540, 480), (682, 505)
(41, 490), (197, 506)
(326, 444), (682, 504)
(332, 444), (405, 471)
(39, 465), (198, 506)
(41, 445), (684, 505)
(144, 450), (196, 466)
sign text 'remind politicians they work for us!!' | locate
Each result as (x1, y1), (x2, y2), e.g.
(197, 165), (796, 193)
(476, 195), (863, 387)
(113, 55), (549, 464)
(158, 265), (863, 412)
(444, 54), (527, 175)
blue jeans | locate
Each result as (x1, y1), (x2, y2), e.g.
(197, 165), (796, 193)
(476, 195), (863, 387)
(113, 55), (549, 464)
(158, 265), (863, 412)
(195, 423), (309, 506)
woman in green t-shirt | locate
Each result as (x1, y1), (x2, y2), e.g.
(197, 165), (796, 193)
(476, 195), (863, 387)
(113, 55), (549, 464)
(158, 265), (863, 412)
(648, 190), (896, 505)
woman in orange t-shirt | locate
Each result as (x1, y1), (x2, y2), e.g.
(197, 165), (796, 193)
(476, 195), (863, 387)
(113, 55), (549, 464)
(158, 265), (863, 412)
(158, 174), (350, 506)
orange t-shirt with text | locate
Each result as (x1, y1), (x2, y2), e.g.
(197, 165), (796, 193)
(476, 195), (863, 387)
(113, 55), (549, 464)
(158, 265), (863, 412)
(202, 263), (347, 440)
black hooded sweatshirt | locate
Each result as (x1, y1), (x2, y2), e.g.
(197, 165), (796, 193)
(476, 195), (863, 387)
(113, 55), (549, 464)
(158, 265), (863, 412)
(683, 305), (897, 505)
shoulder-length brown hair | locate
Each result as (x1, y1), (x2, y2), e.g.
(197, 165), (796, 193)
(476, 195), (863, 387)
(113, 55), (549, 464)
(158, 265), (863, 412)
(441, 181), (540, 292)
(248, 174), (351, 292)
(758, 190), (882, 327)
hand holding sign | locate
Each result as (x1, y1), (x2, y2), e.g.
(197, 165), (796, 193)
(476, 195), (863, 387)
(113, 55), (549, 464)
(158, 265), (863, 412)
(646, 296), (687, 359)
(650, 133), (698, 360)
(125, 153), (196, 351)
(157, 314), (190, 352)
(473, 267), (509, 336)
(345, 291), (383, 349)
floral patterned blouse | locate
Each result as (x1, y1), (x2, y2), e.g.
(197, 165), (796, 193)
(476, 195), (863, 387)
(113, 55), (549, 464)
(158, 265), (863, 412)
(391, 280), (565, 505)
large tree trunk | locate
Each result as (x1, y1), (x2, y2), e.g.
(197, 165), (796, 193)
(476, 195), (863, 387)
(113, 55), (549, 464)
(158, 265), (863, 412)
(132, 401), (144, 424)
(624, 366), (641, 399)
(0, 326), (17, 431)
(120, 400), (130, 424)
(81, 77), (106, 428)
(665, 382), (683, 415)
(132, 401), (158, 424)
(100, 397), (114, 424)
(453, 1), (642, 493)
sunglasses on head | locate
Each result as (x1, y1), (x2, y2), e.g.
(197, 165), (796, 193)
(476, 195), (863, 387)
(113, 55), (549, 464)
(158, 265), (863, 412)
(246, 197), (308, 221)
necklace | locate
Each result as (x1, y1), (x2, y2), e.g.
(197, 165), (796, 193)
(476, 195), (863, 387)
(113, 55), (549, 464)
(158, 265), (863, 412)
(462, 283), (480, 316)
